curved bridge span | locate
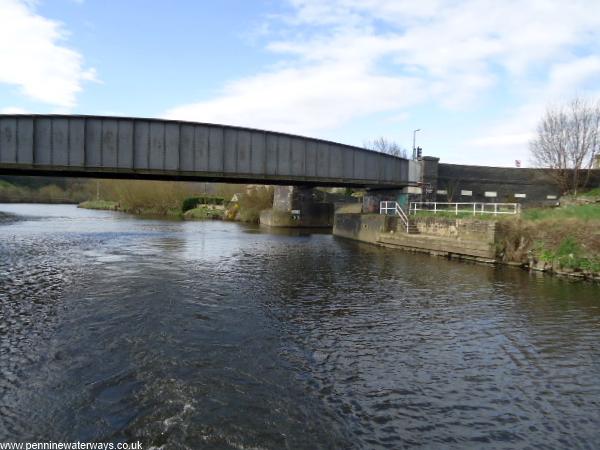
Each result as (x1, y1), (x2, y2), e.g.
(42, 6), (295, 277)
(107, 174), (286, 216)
(0, 115), (410, 188)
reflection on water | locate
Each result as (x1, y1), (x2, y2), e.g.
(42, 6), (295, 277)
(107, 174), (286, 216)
(1, 204), (599, 449)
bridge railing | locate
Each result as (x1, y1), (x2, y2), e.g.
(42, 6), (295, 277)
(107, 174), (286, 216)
(409, 202), (521, 216)
(380, 201), (410, 232)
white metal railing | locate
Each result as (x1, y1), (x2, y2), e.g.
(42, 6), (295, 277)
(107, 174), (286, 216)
(409, 202), (521, 216)
(380, 201), (410, 232)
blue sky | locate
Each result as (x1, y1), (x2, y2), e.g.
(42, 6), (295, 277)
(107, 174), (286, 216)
(1, 0), (600, 166)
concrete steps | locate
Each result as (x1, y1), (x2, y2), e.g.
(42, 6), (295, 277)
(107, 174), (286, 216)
(406, 222), (420, 234)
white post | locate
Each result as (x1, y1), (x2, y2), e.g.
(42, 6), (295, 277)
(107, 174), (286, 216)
(473, 203), (476, 216)
(434, 203), (437, 214)
(455, 203), (458, 215)
(494, 203), (498, 215)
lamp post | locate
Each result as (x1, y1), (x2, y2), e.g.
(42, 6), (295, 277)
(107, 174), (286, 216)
(412, 129), (421, 160)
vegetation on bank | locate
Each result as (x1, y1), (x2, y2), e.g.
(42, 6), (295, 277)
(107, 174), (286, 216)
(0, 177), (94, 204)
(183, 206), (224, 220)
(182, 195), (225, 212)
(581, 187), (600, 198)
(495, 199), (600, 278)
(410, 191), (600, 279)
(232, 187), (274, 223)
(412, 210), (501, 220)
(74, 179), (275, 224)
(78, 200), (119, 210)
(521, 203), (600, 221)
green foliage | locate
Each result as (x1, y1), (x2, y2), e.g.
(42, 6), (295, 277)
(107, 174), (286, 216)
(97, 179), (193, 216)
(0, 176), (97, 204)
(581, 187), (600, 198)
(235, 187), (274, 223)
(580, 259), (600, 272)
(555, 237), (583, 269)
(556, 236), (580, 256)
(522, 204), (600, 221)
(533, 236), (600, 272)
(182, 195), (224, 212)
(183, 206), (224, 220)
(412, 210), (499, 220)
(78, 200), (119, 210)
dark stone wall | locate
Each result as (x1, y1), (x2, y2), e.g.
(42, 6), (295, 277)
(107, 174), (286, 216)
(265, 185), (334, 227)
(431, 164), (600, 205)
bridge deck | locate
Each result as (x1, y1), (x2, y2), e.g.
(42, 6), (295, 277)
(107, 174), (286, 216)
(0, 115), (410, 188)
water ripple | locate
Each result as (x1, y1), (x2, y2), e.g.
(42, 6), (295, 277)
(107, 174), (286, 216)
(1, 204), (600, 449)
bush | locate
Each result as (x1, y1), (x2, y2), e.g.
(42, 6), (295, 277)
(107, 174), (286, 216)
(182, 197), (201, 212)
(236, 187), (274, 223)
(183, 206), (224, 220)
(182, 196), (224, 212)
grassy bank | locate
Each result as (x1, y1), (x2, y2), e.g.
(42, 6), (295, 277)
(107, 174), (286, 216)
(495, 202), (600, 279)
(521, 204), (600, 221)
(183, 205), (224, 220)
(412, 198), (600, 280)
(0, 178), (93, 204)
(77, 180), (274, 223)
(78, 200), (119, 210)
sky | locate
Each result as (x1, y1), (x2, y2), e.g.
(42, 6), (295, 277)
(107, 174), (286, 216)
(1, 0), (600, 167)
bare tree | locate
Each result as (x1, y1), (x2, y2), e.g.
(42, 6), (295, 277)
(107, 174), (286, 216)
(444, 179), (461, 202)
(530, 97), (600, 195)
(364, 137), (408, 158)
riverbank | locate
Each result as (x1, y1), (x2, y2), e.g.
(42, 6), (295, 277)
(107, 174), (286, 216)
(496, 216), (600, 280)
(78, 199), (185, 218)
(0, 177), (92, 204)
(78, 200), (231, 220)
(78, 189), (271, 224)
(334, 201), (600, 282)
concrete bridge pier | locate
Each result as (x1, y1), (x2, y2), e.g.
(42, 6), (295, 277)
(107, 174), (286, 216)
(260, 186), (334, 228)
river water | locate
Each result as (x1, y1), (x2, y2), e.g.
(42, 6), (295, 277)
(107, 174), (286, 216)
(0, 204), (599, 449)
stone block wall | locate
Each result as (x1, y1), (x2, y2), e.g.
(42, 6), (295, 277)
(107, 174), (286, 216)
(412, 217), (496, 242)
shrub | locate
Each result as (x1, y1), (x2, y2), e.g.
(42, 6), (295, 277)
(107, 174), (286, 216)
(183, 206), (223, 220)
(236, 187), (274, 223)
(182, 197), (201, 212)
(182, 196), (225, 212)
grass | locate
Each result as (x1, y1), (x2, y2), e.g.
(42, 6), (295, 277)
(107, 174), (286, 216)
(522, 204), (600, 221)
(411, 201), (600, 276)
(411, 210), (507, 220)
(495, 213), (600, 275)
(535, 237), (600, 272)
(183, 206), (224, 220)
(581, 187), (600, 197)
(78, 200), (119, 210)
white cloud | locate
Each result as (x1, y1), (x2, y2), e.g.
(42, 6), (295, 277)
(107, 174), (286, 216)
(0, 106), (30, 114)
(167, 61), (428, 135)
(0, 0), (96, 109)
(165, 0), (600, 156)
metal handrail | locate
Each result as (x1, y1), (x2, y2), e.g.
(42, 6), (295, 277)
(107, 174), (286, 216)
(409, 201), (521, 216)
(380, 201), (410, 232)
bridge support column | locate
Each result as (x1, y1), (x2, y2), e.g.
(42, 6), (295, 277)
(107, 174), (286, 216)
(260, 186), (333, 228)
